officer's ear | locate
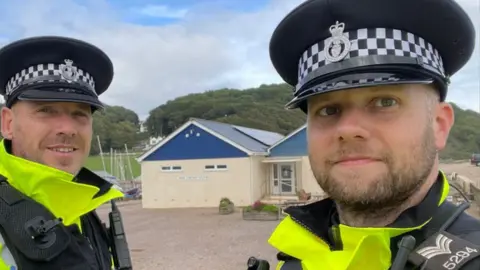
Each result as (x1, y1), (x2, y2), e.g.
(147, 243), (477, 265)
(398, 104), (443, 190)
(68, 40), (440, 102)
(432, 96), (454, 151)
(0, 106), (14, 139)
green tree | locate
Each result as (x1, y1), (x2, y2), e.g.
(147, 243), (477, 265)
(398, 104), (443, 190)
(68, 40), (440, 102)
(90, 105), (141, 155)
(145, 83), (305, 136)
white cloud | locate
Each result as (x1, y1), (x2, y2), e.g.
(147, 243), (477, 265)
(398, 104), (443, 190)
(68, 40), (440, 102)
(446, 0), (480, 112)
(0, 0), (477, 120)
(135, 4), (188, 19)
(0, 0), (303, 119)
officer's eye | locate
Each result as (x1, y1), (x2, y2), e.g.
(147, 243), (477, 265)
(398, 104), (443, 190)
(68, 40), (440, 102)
(318, 106), (340, 116)
(73, 111), (90, 118)
(37, 107), (56, 113)
(373, 97), (398, 108)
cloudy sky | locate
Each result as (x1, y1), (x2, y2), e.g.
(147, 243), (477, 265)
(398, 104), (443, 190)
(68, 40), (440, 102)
(0, 0), (477, 120)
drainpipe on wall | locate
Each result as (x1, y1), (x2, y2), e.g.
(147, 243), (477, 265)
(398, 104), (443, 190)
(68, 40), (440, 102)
(249, 155), (253, 204)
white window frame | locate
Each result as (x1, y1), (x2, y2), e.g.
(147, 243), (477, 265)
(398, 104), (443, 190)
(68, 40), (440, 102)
(161, 165), (183, 172)
(204, 164), (228, 171)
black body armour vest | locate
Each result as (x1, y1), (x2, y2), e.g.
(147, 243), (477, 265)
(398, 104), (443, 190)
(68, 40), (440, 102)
(0, 176), (113, 270)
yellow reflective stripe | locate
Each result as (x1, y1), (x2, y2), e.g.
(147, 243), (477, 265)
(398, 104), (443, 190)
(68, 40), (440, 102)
(0, 261), (11, 270)
(276, 261), (285, 270)
(439, 170), (450, 204)
(0, 235), (14, 267)
(0, 237), (15, 270)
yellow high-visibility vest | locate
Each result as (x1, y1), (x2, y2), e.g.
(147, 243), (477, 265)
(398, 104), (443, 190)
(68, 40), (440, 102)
(0, 139), (124, 269)
(269, 173), (450, 270)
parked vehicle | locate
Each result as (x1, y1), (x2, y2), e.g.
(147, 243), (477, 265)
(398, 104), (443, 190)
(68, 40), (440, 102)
(471, 153), (480, 166)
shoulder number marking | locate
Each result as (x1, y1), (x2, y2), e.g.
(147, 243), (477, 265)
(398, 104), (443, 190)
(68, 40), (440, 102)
(443, 247), (478, 270)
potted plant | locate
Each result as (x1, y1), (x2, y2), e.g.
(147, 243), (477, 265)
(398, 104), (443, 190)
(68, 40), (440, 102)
(219, 197), (235, 215)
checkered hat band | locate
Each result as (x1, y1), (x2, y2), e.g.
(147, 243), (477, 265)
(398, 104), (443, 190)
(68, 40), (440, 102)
(5, 63), (96, 96)
(297, 28), (445, 85)
(304, 76), (402, 95)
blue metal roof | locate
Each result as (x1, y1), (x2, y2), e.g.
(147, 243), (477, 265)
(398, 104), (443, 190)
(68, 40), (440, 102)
(269, 126), (307, 157)
(233, 125), (284, 146)
(193, 118), (284, 153)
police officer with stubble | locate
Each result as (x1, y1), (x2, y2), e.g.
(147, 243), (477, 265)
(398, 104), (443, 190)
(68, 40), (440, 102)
(252, 0), (480, 269)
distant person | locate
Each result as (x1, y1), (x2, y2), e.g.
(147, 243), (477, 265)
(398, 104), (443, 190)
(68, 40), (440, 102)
(0, 36), (131, 269)
(262, 0), (479, 269)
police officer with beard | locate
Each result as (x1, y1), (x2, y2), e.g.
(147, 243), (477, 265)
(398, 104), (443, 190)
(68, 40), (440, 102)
(255, 0), (480, 269)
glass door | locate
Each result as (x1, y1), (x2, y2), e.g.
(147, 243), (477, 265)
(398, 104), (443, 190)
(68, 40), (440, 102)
(271, 163), (295, 195)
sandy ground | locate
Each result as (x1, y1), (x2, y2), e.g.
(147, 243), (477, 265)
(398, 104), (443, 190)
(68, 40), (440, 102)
(95, 162), (480, 270)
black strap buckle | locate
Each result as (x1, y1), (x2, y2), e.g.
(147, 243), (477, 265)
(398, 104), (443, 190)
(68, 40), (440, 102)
(25, 216), (63, 249)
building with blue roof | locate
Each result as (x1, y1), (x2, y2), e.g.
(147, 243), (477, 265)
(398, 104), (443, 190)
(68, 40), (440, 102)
(137, 118), (325, 208)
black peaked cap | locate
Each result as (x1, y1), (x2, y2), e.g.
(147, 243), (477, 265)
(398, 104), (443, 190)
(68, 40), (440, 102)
(0, 36), (114, 108)
(269, 0), (476, 110)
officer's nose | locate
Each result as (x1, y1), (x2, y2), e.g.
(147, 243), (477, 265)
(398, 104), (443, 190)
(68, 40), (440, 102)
(54, 113), (78, 137)
(334, 109), (370, 142)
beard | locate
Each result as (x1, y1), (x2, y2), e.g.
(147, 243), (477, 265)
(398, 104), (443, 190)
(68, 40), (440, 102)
(310, 124), (437, 215)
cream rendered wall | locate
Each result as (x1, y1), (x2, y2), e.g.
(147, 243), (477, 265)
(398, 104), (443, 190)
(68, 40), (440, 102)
(141, 157), (252, 208)
(249, 155), (268, 204)
(300, 156), (326, 196)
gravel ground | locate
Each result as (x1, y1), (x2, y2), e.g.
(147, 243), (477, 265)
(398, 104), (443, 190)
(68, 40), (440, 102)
(96, 201), (280, 270)
(94, 162), (480, 269)
(439, 162), (480, 181)
(439, 162), (480, 218)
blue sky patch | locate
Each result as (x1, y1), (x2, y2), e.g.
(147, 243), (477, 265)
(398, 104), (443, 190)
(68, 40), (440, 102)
(106, 0), (270, 26)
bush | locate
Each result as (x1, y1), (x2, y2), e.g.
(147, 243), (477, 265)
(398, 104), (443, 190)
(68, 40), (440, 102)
(219, 197), (233, 207)
(219, 197), (235, 215)
(261, 204), (279, 213)
(244, 200), (278, 213)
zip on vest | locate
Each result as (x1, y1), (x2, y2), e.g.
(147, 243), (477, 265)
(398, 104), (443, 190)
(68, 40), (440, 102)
(82, 213), (107, 269)
(287, 211), (341, 250)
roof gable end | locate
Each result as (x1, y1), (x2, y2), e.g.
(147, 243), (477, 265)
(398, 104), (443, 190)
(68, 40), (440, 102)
(137, 119), (265, 162)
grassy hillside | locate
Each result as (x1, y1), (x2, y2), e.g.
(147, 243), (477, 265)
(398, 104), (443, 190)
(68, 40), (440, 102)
(440, 103), (480, 160)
